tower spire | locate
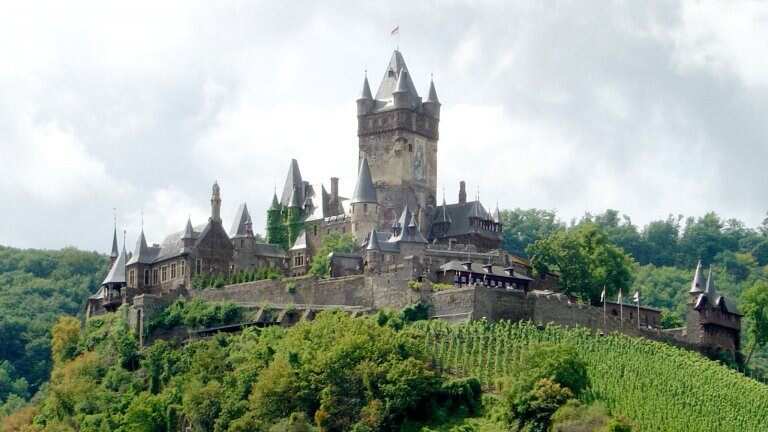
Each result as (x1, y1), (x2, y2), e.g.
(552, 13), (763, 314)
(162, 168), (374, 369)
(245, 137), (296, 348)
(352, 158), (377, 204)
(211, 181), (222, 223)
(110, 209), (119, 259)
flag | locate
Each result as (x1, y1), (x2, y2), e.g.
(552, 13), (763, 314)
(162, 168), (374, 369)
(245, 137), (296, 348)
(617, 289), (623, 304)
(633, 291), (640, 304)
(391, 25), (400, 36)
(600, 286), (606, 303)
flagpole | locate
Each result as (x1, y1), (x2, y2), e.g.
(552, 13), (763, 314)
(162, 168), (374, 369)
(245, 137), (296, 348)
(601, 286), (606, 334)
(619, 289), (623, 330)
(637, 294), (641, 329)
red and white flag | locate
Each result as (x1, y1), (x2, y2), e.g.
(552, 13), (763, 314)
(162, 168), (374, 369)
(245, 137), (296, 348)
(391, 25), (400, 36)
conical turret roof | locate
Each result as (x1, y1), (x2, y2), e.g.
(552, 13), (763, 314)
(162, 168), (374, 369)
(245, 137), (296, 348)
(705, 266), (717, 296)
(375, 50), (419, 101)
(102, 244), (127, 285)
(182, 217), (195, 240)
(366, 230), (381, 251)
(426, 78), (439, 104)
(110, 226), (119, 258)
(270, 192), (280, 209)
(360, 73), (373, 100)
(690, 260), (705, 294)
(280, 159), (303, 207)
(352, 158), (377, 204)
(230, 203), (253, 237)
(288, 185), (302, 208)
(493, 204), (501, 223)
(127, 230), (151, 265)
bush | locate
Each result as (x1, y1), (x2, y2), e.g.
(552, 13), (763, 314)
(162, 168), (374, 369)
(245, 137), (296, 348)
(146, 299), (242, 333)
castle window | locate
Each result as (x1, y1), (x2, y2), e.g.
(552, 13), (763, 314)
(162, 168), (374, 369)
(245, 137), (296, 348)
(144, 269), (150, 285)
(313, 225), (318, 236)
(170, 263), (177, 279)
(180, 260), (185, 277)
(161, 266), (168, 282)
(408, 143), (413, 152)
(294, 254), (305, 267)
(196, 259), (202, 274)
(152, 268), (159, 285)
(128, 270), (135, 287)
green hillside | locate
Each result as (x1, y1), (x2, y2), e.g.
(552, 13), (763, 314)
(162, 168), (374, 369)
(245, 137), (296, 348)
(419, 320), (768, 431)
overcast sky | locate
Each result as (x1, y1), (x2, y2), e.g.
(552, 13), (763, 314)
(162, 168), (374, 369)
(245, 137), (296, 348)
(2, 1), (768, 252)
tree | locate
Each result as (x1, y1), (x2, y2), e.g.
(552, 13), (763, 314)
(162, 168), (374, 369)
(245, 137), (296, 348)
(741, 281), (768, 368)
(308, 233), (357, 278)
(527, 224), (635, 304)
(500, 209), (565, 258)
(51, 317), (81, 366)
(640, 216), (681, 266)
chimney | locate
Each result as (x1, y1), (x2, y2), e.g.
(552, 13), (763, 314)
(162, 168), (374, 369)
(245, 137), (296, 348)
(331, 177), (339, 203)
(459, 181), (467, 204)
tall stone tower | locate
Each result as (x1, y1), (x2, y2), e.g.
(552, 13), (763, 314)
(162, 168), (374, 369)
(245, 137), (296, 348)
(356, 50), (440, 230)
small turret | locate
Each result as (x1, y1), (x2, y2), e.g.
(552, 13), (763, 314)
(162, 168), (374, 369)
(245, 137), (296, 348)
(392, 69), (412, 109)
(689, 260), (705, 301)
(211, 181), (222, 223)
(182, 217), (195, 251)
(351, 158), (379, 242)
(423, 76), (441, 119)
(267, 191), (287, 249)
(357, 72), (374, 115)
(127, 229), (150, 266)
(109, 222), (119, 268)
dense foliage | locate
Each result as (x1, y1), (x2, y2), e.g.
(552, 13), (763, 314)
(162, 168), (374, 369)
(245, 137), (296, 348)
(308, 233), (357, 277)
(3, 310), (483, 432)
(419, 320), (768, 432)
(0, 246), (106, 413)
(146, 299), (243, 334)
(191, 267), (282, 289)
(527, 223), (634, 304)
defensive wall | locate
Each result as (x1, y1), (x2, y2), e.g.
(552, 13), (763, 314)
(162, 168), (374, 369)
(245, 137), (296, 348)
(131, 270), (699, 354)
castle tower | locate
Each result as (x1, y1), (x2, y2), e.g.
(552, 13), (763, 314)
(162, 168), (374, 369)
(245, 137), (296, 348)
(109, 222), (119, 268)
(365, 230), (382, 273)
(286, 185), (304, 247)
(689, 260), (705, 303)
(266, 192), (287, 249)
(211, 181), (222, 223)
(350, 158), (379, 243)
(357, 50), (439, 230)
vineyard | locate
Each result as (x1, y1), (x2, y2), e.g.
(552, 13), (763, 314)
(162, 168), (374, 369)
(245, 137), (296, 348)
(417, 320), (768, 432)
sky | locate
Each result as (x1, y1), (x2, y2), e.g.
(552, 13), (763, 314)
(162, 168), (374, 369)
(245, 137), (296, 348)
(2, 0), (768, 252)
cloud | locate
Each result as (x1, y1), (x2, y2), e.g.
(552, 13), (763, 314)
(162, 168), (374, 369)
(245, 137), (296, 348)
(1, 1), (768, 252)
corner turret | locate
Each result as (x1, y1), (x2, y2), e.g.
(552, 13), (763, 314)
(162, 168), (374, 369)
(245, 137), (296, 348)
(351, 158), (379, 242)
(423, 76), (441, 119)
(357, 72), (374, 115)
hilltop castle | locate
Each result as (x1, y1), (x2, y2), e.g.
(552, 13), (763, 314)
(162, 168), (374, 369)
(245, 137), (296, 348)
(87, 50), (742, 362)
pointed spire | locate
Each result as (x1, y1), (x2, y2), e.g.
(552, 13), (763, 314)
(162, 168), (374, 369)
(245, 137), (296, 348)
(352, 158), (378, 204)
(102, 244), (127, 286)
(394, 68), (409, 94)
(366, 230), (381, 251)
(230, 203), (253, 237)
(690, 260), (705, 294)
(127, 229), (150, 265)
(288, 185), (302, 208)
(493, 203), (501, 223)
(270, 192), (280, 210)
(705, 265), (717, 296)
(426, 76), (439, 104)
(280, 159), (303, 207)
(360, 71), (373, 100)
(110, 224), (119, 258)
(183, 217), (194, 239)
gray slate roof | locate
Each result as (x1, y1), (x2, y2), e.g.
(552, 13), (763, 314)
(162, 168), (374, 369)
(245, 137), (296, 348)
(352, 158), (377, 204)
(388, 206), (427, 244)
(250, 243), (287, 258)
(230, 203), (252, 237)
(126, 230), (151, 265)
(439, 260), (533, 281)
(102, 246), (127, 285)
(426, 78), (439, 104)
(280, 159), (305, 207)
(360, 74), (373, 100)
(372, 50), (421, 113)
(430, 200), (500, 241)
(690, 261), (705, 293)
(366, 230), (380, 251)
(290, 231), (307, 251)
(110, 227), (119, 258)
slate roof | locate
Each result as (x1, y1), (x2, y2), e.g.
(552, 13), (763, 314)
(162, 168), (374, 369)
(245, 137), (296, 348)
(250, 243), (287, 258)
(102, 245), (127, 285)
(280, 159), (305, 207)
(352, 158), (377, 204)
(359, 74), (373, 100)
(430, 200), (501, 240)
(388, 206), (427, 244)
(110, 227), (119, 258)
(363, 231), (400, 253)
(290, 231), (308, 251)
(372, 50), (421, 113)
(230, 203), (252, 237)
(126, 230), (152, 265)
(303, 183), (347, 222)
(690, 260), (705, 294)
(426, 78), (439, 104)
(366, 230), (380, 251)
(438, 260), (533, 281)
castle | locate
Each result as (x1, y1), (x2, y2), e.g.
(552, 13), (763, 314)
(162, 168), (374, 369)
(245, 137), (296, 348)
(87, 50), (742, 362)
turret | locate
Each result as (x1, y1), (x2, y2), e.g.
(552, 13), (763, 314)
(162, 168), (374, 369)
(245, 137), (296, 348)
(286, 185), (304, 246)
(365, 230), (382, 273)
(211, 181), (222, 223)
(357, 72), (374, 115)
(459, 181), (467, 204)
(109, 222), (119, 268)
(392, 69), (412, 109)
(351, 158), (379, 242)
(423, 76), (441, 119)
(689, 260), (705, 302)
(182, 217), (195, 251)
